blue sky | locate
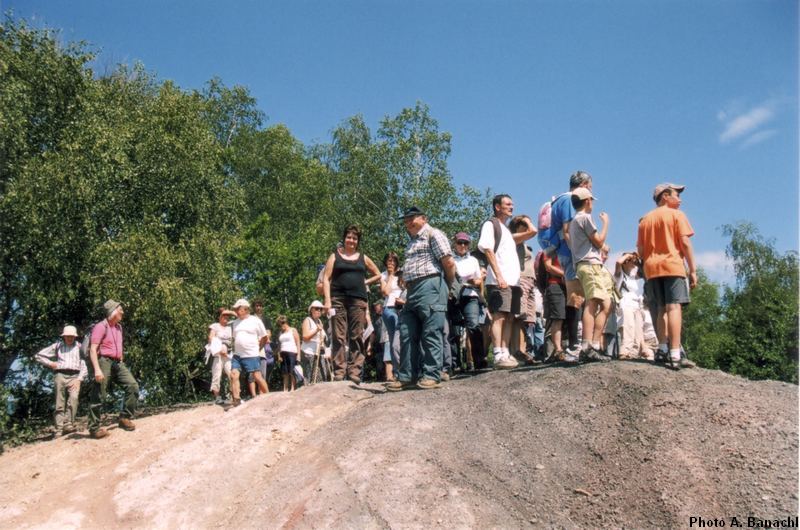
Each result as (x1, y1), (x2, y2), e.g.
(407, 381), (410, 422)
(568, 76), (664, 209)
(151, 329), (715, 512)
(7, 0), (798, 284)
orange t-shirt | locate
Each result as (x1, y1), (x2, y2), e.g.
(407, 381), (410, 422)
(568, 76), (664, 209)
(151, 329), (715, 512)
(637, 206), (694, 279)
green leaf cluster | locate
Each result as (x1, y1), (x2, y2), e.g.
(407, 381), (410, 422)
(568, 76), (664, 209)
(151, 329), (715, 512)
(684, 223), (798, 384)
(0, 16), (491, 445)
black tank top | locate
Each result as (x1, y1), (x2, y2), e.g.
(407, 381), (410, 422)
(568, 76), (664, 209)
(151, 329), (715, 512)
(331, 251), (368, 300)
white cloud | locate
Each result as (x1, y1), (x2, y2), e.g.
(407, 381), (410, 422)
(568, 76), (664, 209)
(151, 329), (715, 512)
(719, 104), (774, 144)
(740, 128), (777, 148)
(695, 250), (734, 285)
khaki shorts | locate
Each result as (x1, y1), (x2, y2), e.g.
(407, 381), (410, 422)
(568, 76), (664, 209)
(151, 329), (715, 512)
(576, 262), (613, 302)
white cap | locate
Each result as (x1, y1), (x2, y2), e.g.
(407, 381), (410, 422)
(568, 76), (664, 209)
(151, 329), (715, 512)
(232, 298), (251, 309)
(308, 300), (324, 312)
(61, 325), (78, 337)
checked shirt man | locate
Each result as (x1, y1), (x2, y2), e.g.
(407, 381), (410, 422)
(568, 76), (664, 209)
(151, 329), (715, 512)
(387, 206), (456, 391)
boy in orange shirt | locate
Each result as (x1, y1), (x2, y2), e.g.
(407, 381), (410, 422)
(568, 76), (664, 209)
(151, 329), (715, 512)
(637, 183), (697, 370)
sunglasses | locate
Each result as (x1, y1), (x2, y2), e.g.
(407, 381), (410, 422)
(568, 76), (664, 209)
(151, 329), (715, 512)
(456, 240), (470, 245)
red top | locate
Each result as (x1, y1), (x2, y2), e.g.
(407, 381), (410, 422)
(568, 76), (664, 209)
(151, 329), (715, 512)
(547, 254), (565, 285)
(91, 320), (124, 361)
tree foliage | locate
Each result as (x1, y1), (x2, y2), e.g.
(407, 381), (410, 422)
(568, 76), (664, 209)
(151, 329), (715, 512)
(718, 223), (798, 383)
(0, 17), (492, 446)
(684, 223), (798, 384)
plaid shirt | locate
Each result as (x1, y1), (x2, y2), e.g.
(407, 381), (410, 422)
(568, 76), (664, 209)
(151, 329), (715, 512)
(402, 223), (453, 283)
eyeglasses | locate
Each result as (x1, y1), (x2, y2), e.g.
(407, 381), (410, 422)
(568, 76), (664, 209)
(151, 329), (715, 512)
(456, 241), (469, 245)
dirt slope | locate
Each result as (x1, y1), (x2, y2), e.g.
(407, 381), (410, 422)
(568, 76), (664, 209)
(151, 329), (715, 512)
(0, 361), (797, 529)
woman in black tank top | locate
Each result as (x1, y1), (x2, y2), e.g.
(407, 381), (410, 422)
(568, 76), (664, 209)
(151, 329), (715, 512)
(322, 224), (382, 383)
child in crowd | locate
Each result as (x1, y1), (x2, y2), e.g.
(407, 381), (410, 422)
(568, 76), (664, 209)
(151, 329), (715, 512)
(614, 252), (649, 359)
(567, 187), (613, 362)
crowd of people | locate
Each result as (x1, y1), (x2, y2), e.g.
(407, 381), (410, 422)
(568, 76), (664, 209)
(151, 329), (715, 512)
(36, 171), (697, 437)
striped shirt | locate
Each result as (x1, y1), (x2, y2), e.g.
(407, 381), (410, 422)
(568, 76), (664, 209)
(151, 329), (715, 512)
(36, 340), (87, 379)
(402, 223), (453, 283)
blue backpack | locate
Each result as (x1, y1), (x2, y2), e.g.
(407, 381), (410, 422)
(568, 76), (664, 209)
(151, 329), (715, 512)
(537, 193), (570, 254)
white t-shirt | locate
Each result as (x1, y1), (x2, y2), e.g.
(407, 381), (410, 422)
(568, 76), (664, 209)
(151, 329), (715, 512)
(301, 317), (325, 356)
(478, 219), (520, 287)
(279, 329), (298, 354)
(381, 271), (402, 308)
(231, 315), (267, 358)
(454, 253), (481, 297)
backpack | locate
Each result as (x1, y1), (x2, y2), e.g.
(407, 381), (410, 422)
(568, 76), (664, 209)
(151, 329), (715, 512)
(471, 217), (503, 268)
(80, 320), (109, 360)
(534, 251), (548, 294)
(537, 193), (570, 253)
(537, 198), (556, 232)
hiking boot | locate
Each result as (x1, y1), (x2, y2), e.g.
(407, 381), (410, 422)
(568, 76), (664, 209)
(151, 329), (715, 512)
(224, 398), (242, 412)
(543, 351), (560, 363)
(440, 372), (451, 382)
(90, 428), (110, 439)
(348, 375), (361, 385)
(653, 348), (669, 364)
(119, 418), (136, 431)
(417, 378), (441, 390)
(565, 346), (581, 357)
(61, 425), (77, 436)
(562, 352), (580, 364)
(581, 348), (611, 363)
(679, 357), (696, 369)
(214, 396), (225, 405)
(386, 380), (415, 392)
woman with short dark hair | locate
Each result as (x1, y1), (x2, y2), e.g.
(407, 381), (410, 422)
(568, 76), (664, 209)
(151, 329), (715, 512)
(322, 224), (381, 383)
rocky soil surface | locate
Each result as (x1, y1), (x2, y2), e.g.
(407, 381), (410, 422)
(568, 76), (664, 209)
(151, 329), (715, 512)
(0, 361), (797, 529)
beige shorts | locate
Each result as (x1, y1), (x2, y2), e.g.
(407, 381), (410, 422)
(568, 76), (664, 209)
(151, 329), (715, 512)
(576, 262), (613, 302)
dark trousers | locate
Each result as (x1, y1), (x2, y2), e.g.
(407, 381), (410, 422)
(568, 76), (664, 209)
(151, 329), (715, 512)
(88, 356), (139, 433)
(331, 296), (368, 381)
(459, 296), (486, 368)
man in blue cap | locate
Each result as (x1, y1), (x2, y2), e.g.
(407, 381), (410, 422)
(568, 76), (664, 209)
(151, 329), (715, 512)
(387, 206), (456, 390)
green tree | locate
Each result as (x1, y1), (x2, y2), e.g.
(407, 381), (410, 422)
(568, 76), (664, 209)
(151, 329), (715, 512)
(717, 223), (798, 383)
(0, 17), (94, 381)
(682, 270), (733, 369)
(375, 101), (490, 250)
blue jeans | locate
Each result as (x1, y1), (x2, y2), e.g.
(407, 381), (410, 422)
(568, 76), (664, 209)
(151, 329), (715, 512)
(442, 318), (452, 372)
(528, 317), (545, 357)
(382, 307), (401, 376)
(399, 275), (447, 383)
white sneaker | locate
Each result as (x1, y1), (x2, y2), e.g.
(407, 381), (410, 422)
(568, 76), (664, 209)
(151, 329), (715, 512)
(495, 357), (518, 370)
